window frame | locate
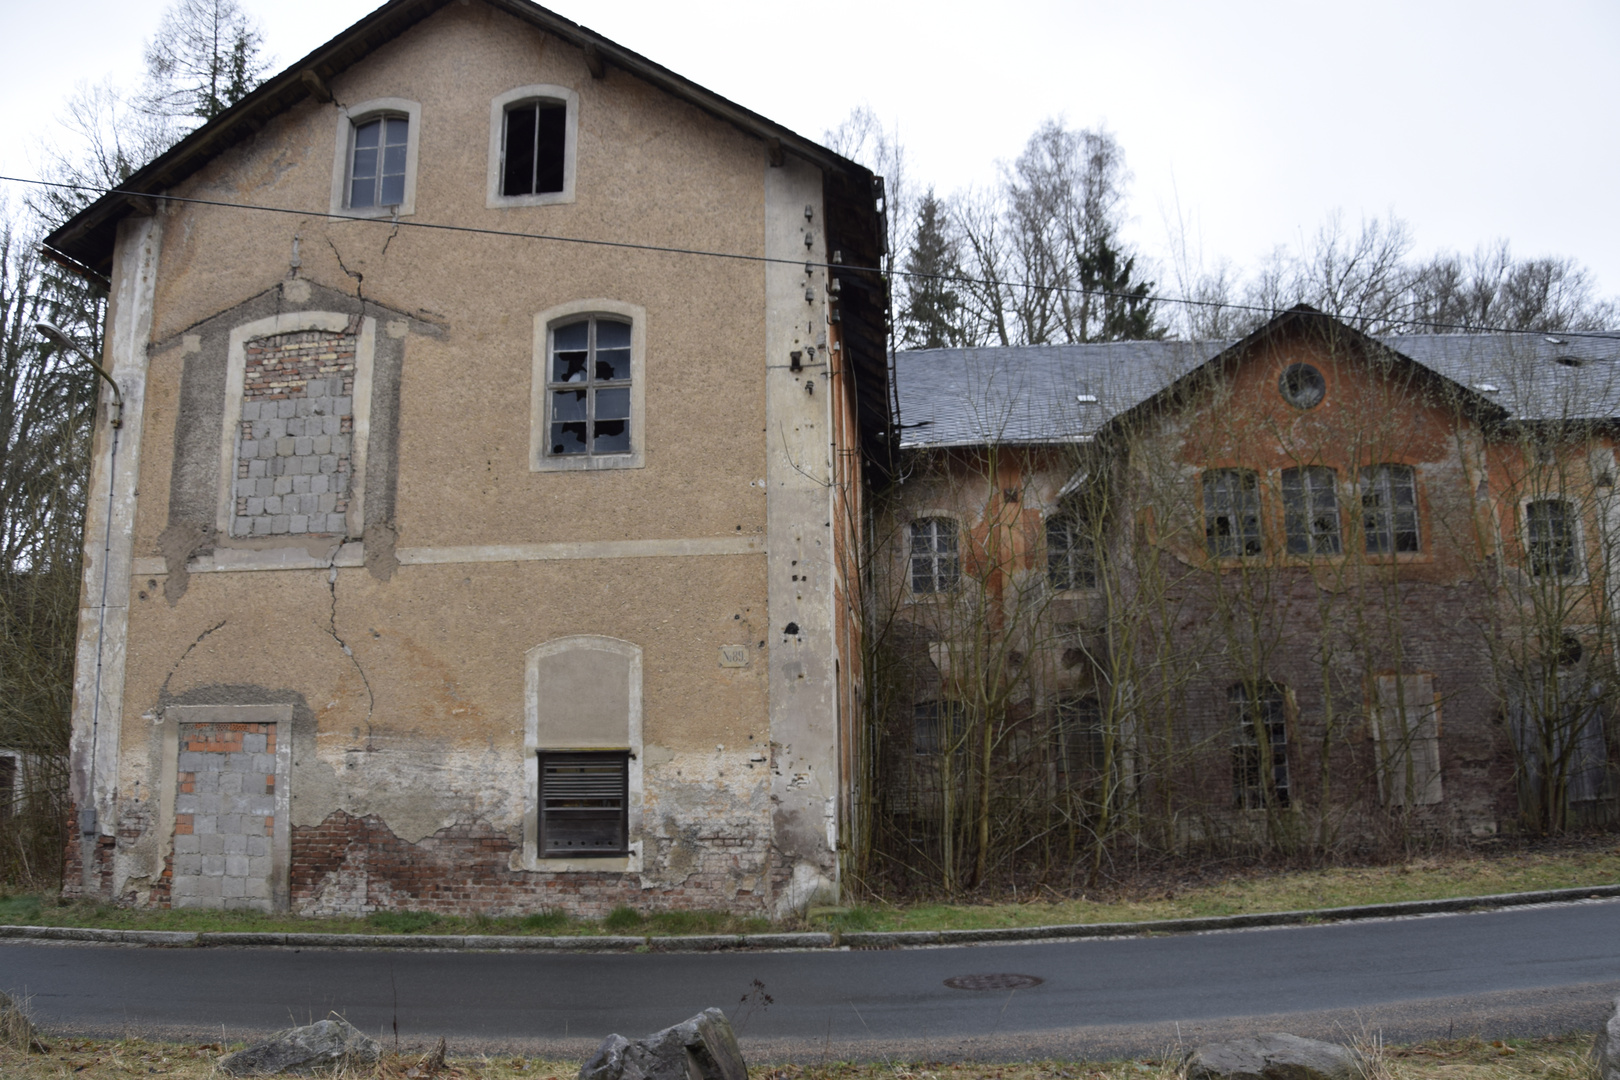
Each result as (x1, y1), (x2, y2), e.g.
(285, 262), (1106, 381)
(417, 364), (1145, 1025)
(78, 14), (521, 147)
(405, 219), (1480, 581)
(1230, 683), (1290, 810)
(1360, 464), (1422, 556)
(537, 749), (630, 857)
(530, 300), (647, 472)
(908, 516), (962, 595)
(1525, 497), (1583, 579)
(1281, 465), (1343, 557)
(1045, 510), (1098, 591)
(487, 85), (580, 208)
(329, 98), (421, 218)
(1203, 468), (1263, 558)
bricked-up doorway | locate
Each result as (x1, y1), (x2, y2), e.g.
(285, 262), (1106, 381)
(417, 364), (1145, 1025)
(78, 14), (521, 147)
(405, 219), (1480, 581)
(160, 705), (292, 911)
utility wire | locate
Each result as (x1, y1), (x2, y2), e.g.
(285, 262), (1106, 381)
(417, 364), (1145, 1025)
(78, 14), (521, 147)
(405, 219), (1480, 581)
(6, 172), (1618, 342)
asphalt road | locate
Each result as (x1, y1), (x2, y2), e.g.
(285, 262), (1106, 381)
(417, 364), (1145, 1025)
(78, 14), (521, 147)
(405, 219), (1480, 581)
(3, 900), (1618, 1060)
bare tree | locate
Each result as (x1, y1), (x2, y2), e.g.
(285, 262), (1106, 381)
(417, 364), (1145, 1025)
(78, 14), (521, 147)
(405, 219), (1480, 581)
(142, 0), (269, 123)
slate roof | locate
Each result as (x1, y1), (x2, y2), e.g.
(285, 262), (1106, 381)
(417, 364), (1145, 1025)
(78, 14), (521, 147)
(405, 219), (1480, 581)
(895, 329), (1620, 449)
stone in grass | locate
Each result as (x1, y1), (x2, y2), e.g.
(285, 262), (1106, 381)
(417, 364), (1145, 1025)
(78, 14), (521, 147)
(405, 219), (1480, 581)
(1184, 1033), (1362, 1080)
(1597, 995), (1620, 1080)
(579, 1008), (747, 1080)
(218, 1015), (380, 1076)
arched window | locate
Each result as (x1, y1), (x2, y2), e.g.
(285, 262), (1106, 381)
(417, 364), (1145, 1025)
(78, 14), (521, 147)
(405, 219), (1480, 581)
(530, 300), (646, 472)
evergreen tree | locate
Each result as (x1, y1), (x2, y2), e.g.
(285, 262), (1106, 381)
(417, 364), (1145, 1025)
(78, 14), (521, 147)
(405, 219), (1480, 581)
(900, 191), (965, 349)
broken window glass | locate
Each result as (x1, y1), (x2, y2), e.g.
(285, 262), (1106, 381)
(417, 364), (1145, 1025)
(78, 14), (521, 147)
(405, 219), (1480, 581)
(1203, 469), (1262, 557)
(538, 750), (628, 856)
(1281, 466), (1342, 555)
(548, 317), (633, 458)
(349, 115), (409, 209)
(1526, 499), (1578, 577)
(1361, 465), (1420, 554)
(909, 518), (960, 593)
(502, 100), (567, 197)
(1230, 683), (1289, 809)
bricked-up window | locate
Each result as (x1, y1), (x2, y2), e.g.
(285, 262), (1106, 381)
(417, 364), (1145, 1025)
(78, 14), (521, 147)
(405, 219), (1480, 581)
(1281, 466), (1342, 555)
(1046, 513), (1097, 590)
(1527, 499), (1579, 577)
(913, 700), (967, 755)
(909, 518), (961, 593)
(348, 115), (409, 209)
(1203, 469), (1262, 557)
(502, 100), (567, 196)
(548, 318), (633, 458)
(1361, 465), (1420, 554)
(1373, 673), (1443, 806)
(232, 321), (358, 537)
(1231, 683), (1289, 809)
(538, 751), (629, 856)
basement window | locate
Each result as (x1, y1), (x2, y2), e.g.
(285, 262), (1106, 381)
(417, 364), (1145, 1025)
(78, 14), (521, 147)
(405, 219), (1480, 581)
(538, 750), (629, 856)
(1231, 683), (1289, 809)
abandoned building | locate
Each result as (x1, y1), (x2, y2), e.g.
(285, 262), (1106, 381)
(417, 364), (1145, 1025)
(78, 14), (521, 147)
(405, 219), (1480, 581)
(44, 0), (889, 915)
(872, 308), (1620, 885)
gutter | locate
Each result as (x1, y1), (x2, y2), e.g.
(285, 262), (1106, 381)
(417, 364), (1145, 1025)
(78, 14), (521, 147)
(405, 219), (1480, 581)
(3, 883), (1616, 952)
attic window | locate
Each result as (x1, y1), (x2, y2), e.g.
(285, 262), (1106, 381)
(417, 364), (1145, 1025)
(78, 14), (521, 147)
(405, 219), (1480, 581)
(503, 100), (567, 196)
(1278, 363), (1325, 409)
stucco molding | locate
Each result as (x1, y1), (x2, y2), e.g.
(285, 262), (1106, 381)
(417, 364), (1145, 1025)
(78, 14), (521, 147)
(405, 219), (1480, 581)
(328, 97), (422, 218)
(530, 298), (648, 473)
(520, 635), (644, 873)
(486, 84), (580, 208)
(215, 311), (375, 540)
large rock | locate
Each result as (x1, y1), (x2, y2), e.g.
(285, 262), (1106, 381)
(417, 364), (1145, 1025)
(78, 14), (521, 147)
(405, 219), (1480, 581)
(1598, 996), (1620, 1080)
(1184, 1033), (1361, 1080)
(579, 1008), (747, 1080)
(218, 1016), (381, 1076)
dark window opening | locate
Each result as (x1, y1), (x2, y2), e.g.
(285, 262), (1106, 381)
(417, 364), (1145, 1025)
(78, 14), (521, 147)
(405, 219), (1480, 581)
(1527, 499), (1578, 577)
(538, 750), (629, 856)
(1231, 683), (1289, 809)
(1279, 363), (1326, 409)
(913, 700), (967, 756)
(1361, 464), (1420, 554)
(0, 756), (14, 822)
(503, 101), (567, 197)
(1204, 469), (1262, 557)
(1053, 695), (1105, 782)
(1282, 466), (1342, 555)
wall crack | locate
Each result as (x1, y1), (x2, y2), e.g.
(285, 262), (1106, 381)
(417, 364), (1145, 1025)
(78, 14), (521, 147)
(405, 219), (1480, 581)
(323, 548), (376, 750)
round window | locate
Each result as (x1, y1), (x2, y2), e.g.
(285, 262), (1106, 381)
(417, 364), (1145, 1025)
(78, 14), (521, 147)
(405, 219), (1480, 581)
(1279, 363), (1326, 409)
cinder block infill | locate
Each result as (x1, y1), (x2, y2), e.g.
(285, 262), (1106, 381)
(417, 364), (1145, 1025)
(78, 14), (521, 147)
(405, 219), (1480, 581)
(1, 884), (1617, 953)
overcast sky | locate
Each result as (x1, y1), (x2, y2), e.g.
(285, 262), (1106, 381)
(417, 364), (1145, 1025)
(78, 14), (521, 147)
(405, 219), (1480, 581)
(3, 0), (1617, 307)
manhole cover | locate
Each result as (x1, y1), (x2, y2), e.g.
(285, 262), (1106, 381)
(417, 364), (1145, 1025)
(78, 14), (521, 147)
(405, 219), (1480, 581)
(943, 973), (1044, 991)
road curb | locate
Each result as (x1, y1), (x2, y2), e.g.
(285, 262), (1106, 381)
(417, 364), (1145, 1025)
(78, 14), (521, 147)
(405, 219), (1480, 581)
(2, 883), (1617, 953)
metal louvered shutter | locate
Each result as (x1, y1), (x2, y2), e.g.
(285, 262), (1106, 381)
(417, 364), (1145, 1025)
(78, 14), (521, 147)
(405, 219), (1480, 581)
(538, 751), (629, 856)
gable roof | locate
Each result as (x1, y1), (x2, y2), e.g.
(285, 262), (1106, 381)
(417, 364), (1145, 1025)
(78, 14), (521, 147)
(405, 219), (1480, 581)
(894, 307), (1620, 449)
(44, 0), (876, 273)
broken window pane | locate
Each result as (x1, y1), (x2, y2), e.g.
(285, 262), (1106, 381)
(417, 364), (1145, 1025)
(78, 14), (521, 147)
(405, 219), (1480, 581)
(1361, 465), (1420, 554)
(535, 103), (566, 193)
(547, 317), (635, 460)
(1527, 499), (1578, 576)
(502, 101), (567, 197)
(1282, 466), (1342, 555)
(1203, 469), (1262, 557)
(1230, 683), (1289, 809)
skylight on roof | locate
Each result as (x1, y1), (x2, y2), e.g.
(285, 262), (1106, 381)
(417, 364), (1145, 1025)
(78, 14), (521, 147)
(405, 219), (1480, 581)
(1076, 394), (1098, 404)
(1475, 383), (1500, 393)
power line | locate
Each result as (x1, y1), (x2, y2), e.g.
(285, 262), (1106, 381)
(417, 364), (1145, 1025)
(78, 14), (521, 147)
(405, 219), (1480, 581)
(5, 172), (1617, 342)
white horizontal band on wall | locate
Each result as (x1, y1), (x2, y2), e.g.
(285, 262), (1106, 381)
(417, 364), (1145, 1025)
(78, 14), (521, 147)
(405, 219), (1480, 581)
(131, 535), (764, 576)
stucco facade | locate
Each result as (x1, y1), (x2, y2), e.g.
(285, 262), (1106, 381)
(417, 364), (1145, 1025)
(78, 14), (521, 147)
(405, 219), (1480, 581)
(47, 0), (889, 915)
